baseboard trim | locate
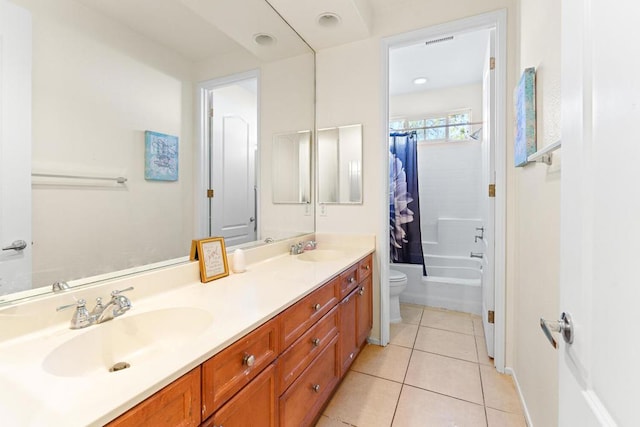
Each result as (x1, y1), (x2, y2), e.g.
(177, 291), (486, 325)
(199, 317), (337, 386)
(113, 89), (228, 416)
(505, 367), (534, 427)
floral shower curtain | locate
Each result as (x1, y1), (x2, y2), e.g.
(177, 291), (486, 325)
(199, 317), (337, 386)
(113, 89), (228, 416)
(389, 131), (426, 275)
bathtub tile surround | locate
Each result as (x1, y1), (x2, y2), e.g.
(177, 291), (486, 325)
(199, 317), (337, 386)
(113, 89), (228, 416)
(318, 304), (526, 427)
(0, 233), (375, 425)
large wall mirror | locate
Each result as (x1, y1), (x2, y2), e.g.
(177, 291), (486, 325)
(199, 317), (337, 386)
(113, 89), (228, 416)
(317, 124), (363, 204)
(0, 0), (315, 303)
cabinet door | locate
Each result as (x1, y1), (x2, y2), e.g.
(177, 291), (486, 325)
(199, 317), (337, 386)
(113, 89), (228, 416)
(339, 287), (358, 376)
(279, 336), (340, 427)
(202, 363), (277, 427)
(202, 317), (278, 418)
(106, 367), (201, 427)
(356, 275), (373, 347)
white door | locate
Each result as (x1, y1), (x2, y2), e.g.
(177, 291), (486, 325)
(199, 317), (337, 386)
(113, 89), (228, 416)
(207, 82), (257, 246)
(0, 0), (32, 295)
(481, 30), (496, 358)
(557, 0), (639, 424)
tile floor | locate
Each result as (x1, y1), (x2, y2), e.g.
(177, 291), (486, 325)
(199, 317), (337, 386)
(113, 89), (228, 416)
(316, 304), (527, 427)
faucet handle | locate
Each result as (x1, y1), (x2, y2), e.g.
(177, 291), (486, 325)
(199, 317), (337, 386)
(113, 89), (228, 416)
(56, 299), (94, 329)
(90, 297), (104, 317)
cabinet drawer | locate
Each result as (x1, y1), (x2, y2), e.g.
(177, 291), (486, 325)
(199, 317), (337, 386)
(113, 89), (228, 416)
(202, 364), (277, 427)
(279, 278), (339, 349)
(106, 367), (201, 427)
(278, 306), (339, 394)
(357, 254), (373, 282)
(279, 335), (340, 427)
(202, 317), (279, 419)
(338, 264), (359, 299)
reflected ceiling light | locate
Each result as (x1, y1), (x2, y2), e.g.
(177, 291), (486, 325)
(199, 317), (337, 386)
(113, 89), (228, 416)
(317, 13), (341, 28)
(413, 77), (428, 85)
(253, 33), (277, 46)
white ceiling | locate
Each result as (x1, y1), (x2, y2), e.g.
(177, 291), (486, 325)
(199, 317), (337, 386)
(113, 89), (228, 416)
(75, 0), (490, 91)
(389, 29), (492, 96)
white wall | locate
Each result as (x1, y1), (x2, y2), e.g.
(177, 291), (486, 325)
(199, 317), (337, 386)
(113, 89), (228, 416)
(14, 0), (195, 287)
(512, 0), (561, 425)
(315, 0), (518, 344)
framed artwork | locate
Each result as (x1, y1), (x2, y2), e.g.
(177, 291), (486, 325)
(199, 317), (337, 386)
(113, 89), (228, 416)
(193, 237), (229, 282)
(514, 67), (537, 167)
(145, 130), (179, 181)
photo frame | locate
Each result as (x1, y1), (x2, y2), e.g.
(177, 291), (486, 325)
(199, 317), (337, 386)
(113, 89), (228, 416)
(192, 237), (229, 283)
(514, 67), (537, 167)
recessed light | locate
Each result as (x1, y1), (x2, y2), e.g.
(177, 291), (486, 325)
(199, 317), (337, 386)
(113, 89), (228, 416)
(413, 77), (428, 85)
(317, 13), (341, 28)
(253, 33), (277, 46)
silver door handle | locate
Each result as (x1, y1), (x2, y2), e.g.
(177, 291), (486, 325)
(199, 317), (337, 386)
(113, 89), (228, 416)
(540, 312), (574, 349)
(249, 217), (255, 222)
(2, 240), (27, 252)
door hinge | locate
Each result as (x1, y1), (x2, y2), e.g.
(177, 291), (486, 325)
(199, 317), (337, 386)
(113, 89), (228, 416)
(488, 310), (495, 324)
(490, 57), (495, 70)
(488, 184), (496, 198)
(209, 108), (214, 118)
(207, 189), (214, 198)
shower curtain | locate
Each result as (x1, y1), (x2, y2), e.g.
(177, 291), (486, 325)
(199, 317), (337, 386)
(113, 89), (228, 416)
(389, 131), (426, 275)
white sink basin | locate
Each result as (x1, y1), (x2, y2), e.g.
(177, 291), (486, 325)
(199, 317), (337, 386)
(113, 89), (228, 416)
(296, 249), (345, 262)
(42, 307), (212, 377)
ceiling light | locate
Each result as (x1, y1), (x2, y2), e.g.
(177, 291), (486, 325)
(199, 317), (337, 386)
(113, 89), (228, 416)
(317, 13), (341, 28)
(413, 77), (428, 85)
(253, 33), (276, 46)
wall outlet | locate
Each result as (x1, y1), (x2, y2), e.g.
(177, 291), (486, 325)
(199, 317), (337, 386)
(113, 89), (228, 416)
(304, 204), (311, 216)
(319, 204), (327, 216)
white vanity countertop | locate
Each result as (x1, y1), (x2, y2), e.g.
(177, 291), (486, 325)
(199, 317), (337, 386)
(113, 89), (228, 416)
(0, 235), (375, 426)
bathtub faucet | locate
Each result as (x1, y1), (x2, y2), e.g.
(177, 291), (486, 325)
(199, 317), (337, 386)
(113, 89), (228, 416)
(470, 252), (484, 259)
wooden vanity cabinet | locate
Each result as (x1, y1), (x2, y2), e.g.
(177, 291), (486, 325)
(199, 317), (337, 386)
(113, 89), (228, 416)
(106, 253), (373, 427)
(201, 363), (278, 427)
(105, 367), (201, 427)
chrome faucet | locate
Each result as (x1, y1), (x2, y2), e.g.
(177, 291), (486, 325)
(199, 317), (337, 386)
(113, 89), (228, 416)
(474, 227), (485, 243)
(56, 287), (134, 329)
(290, 242), (305, 255)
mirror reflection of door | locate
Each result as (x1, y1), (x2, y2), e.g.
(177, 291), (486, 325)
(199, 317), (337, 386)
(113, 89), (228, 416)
(205, 75), (258, 246)
(0, 0), (32, 294)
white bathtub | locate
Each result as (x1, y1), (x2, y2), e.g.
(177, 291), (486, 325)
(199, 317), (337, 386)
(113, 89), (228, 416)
(392, 255), (483, 315)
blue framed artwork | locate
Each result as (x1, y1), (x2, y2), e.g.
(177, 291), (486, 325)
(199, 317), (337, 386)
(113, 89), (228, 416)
(514, 67), (536, 167)
(145, 131), (178, 181)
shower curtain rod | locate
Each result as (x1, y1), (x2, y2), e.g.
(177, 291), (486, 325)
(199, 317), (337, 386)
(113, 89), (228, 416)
(390, 121), (483, 132)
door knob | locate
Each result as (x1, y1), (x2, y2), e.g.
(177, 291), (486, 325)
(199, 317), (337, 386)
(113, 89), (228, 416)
(2, 240), (27, 252)
(540, 312), (574, 349)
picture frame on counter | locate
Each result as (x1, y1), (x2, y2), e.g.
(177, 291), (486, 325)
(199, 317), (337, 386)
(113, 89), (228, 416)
(191, 237), (229, 282)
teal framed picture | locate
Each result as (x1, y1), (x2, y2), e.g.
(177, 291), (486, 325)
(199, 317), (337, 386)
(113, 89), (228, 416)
(514, 67), (536, 167)
(144, 131), (178, 181)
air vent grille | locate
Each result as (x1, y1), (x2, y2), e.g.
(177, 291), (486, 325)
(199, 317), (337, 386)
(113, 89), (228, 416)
(425, 36), (454, 46)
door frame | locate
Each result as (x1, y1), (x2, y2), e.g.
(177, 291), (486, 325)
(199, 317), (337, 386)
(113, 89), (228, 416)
(195, 70), (260, 239)
(380, 10), (507, 372)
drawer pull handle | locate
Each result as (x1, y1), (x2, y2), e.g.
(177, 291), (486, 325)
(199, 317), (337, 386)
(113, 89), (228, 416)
(364, 265), (370, 270)
(312, 303), (321, 311)
(358, 287), (365, 296)
(312, 384), (321, 393)
(243, 354), (256, 367)
(348, 277), (355, 283)
(311, 338), (321, 347)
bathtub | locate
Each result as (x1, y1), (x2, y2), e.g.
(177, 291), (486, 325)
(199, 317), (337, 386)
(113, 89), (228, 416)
(392, 254), (483, 315)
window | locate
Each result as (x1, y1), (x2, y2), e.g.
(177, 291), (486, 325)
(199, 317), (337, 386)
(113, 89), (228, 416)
(390, 110), (472, 142)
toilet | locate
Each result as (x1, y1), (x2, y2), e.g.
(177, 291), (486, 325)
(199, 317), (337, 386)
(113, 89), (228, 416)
(389, 269), (408, 323)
